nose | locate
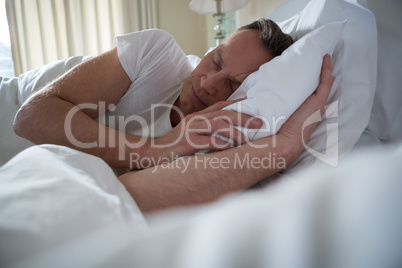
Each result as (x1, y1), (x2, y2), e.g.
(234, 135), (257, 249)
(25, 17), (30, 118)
(200, 72), (223, 95)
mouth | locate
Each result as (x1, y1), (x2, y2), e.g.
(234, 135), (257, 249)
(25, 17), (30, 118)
(191, 87), (207, 107)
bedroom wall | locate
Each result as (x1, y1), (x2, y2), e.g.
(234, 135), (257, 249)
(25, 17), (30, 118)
(238, 0), (288, 26)
(157, 0), (209, 57)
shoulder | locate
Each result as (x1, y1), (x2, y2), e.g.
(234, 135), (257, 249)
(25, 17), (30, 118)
(144, 28), (173, 41)
(115, 29), (190, 81)
(115, 29), (182, 61)
(115, 29), (173, 48)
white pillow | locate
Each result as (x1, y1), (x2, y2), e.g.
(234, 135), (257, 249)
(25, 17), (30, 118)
(278, 0), (377, 174)
(224, 21), (344, 140)
(227, 0), (377, 180)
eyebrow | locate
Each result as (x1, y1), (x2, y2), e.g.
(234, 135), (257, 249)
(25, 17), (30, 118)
(216, 48), (242, 86)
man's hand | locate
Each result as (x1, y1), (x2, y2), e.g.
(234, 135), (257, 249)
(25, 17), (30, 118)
(153, 99), (263, 158)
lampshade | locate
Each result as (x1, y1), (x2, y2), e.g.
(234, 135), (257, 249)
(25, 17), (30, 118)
(189, 0), (247, 14)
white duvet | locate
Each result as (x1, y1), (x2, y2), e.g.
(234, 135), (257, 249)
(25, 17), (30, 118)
(0, 145), (146, 266)
(1, 143), (402, 268)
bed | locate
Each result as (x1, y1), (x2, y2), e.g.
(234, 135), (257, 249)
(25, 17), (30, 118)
(1, 0), (401, 267)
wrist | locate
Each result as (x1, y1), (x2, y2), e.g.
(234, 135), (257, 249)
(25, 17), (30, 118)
(277, 134), (305, 168)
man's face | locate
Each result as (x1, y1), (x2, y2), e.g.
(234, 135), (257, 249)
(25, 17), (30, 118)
(177, 29), (274, 116)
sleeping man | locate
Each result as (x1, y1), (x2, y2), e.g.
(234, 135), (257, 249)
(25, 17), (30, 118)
(13, 19), (334, 213)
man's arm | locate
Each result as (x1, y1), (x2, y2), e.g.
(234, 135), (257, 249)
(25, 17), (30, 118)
(13, 48), (260, 169)
(13, 48), (139, 168)
(118, 55), (334, 213)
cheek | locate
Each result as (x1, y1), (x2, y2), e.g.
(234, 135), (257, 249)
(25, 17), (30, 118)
(192, 60), (210, 76)
(220, 83), (236, 101)
(178, 80), (196, 114)
(180, 81), (191, 105)
(211, 91), (232, 105)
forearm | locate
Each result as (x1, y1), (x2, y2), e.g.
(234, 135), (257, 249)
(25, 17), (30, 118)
(12, 46), (181, 169)
(13, 93), (160, 169)
(119, 135), (300, 213)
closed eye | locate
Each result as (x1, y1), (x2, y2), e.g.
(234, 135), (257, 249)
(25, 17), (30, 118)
(212, 55), (221, 70)
(212, 58), (218, 67)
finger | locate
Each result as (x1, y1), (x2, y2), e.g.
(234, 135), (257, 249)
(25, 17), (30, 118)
(211, 122), (248, 145)
(188, 135), (232, 151)
(187, 115), (249, 145)
(214, 110), (262, 129)
(209, 137), (233, 151)
(315, 54), (334, 103)
(194, 110), (262, 130)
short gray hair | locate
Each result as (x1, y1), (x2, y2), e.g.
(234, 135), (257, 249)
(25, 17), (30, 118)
(238, 19), (294, 56)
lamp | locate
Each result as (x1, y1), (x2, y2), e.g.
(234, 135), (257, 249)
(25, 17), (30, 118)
(189, 0), (248, 46)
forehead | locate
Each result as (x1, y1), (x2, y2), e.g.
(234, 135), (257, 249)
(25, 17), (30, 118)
(217, 30), (273, 82)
